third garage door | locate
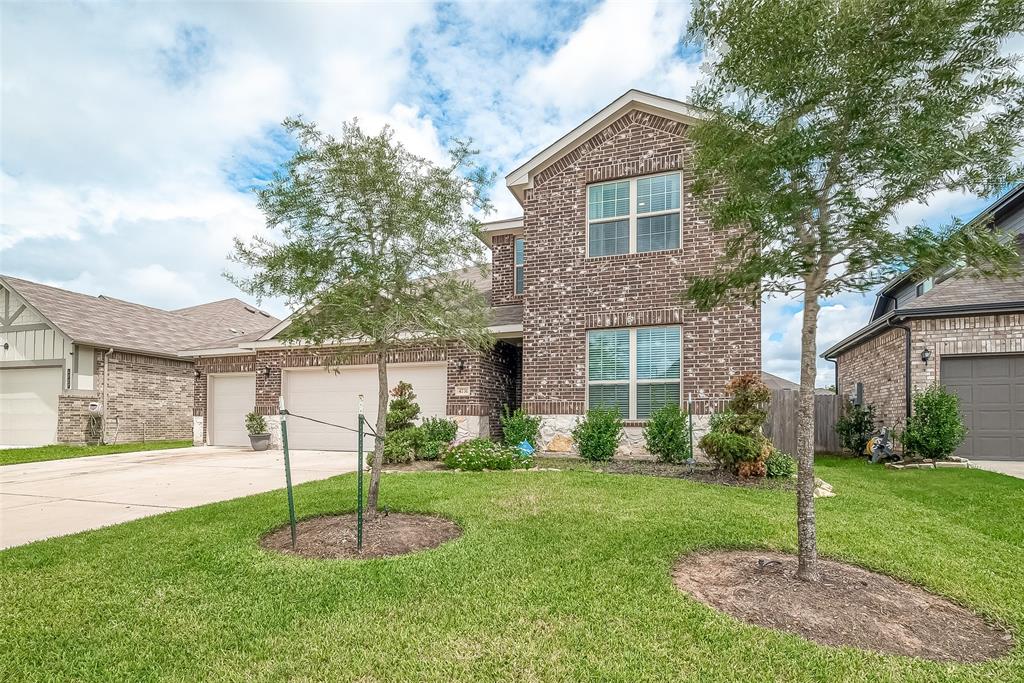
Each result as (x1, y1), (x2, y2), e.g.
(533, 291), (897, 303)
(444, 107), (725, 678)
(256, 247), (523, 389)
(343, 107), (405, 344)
(282, 363), (447, 451)
(941, 354), (1024, 461)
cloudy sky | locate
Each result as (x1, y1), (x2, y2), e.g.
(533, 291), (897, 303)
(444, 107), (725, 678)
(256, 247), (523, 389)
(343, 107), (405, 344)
(0, 1), (1011, 386)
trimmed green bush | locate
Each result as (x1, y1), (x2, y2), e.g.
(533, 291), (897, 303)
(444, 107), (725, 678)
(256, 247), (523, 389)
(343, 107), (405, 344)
(417, 417), (458, 460)
(572, 407), (622, 462)
(442, 438), (533, 471)
(698, 372), (772, 476)
(643, 404), (693, 464)
(381, 427), (420, 464)
(835, 402), (877, 456)
(244, 412), (268, 435)
(765, 449), (797, 477)
(902, 385), (968, 460)
(500, 406), (541, 449)
(385, 381), (420, 433)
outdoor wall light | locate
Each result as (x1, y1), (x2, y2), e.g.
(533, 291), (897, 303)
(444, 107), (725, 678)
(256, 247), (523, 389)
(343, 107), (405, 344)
(921, 348), (932, 364)
(455, 359), (466, 372)
(193, 369), (201, 379)
(261, 366), (272, 378)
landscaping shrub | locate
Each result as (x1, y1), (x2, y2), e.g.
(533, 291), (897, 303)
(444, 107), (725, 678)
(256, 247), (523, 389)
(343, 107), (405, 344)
(500, 406), (541, 449)
(442, 437), (532, 471)
(417, 417), (458, 460)
(699, 372), (772, 476)
(643, 404), (693, 464)
(765, 449), (797, 478)
(381, 427), (420, 464)
(385, 381), (420, 432)
(835, 402), (877, 456)
(244, 412), (268, 435)
(572, 407), (622, 461)
(902, 385), (968, 460)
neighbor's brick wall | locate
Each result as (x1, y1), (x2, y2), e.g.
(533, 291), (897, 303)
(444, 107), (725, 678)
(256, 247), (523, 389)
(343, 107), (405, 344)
(520, 109), (760, 415)
(490, 233), (522, 307)
(836, 327), (907, 431)
(91, 351), (193, 442)
(836, 312), (1024, 432)
(56, 391), (103, 444)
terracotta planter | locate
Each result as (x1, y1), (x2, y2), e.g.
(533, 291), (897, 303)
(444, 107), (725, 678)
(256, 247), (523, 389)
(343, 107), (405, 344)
(249, 433), (271, 451)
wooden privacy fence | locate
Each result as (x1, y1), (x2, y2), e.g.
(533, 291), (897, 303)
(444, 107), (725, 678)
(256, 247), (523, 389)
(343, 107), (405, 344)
(763, 389), (845, 454)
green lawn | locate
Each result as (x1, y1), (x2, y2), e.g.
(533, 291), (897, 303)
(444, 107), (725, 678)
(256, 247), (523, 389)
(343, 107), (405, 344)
(1, 458), (1022, 682)
(0, 440), (193, 466)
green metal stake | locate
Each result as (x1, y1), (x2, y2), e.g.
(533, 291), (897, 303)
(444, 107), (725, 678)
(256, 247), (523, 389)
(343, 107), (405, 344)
(356, 394), (364, 552)
(279, 396), (298, 549)
(688, 392), (695, 461)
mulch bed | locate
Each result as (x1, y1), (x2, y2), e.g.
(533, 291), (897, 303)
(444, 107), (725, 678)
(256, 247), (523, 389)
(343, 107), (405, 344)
(589, 460), (795, 490)
(672, 550), (1013, 662)
(261, 512), (461, 559)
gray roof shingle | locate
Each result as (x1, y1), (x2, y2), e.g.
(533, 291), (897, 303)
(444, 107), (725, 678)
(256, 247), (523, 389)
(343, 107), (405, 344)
(903, 272), (1024, 310)
(1, 275), (280, 357)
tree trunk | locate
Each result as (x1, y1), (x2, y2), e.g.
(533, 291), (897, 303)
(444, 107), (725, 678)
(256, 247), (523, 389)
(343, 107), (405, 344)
(364, 348), (389, 519)
(796, 288), (821, 582)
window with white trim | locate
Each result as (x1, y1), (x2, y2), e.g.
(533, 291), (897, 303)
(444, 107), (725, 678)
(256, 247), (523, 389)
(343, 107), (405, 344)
(514, 237), (525, 295)
(587, 326), (681, 419)
(587, 172), (681, 257)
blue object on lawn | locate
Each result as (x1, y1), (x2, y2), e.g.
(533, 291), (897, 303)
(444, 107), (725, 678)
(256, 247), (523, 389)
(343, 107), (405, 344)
(518, 440), (535, 455)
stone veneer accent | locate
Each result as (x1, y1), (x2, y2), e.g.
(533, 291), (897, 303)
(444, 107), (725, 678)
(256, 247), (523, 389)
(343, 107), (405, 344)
(836, 312), (1024, 432)
(519, 109), (761, 434)
(193, 341), (520, 447)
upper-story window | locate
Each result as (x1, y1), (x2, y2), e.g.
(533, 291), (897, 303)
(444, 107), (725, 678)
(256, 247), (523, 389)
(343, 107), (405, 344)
(587, 325), (681, 419)
(514, 237), (525, 295)
(587, 172), (681, 257)
(916, 278), (933, 297)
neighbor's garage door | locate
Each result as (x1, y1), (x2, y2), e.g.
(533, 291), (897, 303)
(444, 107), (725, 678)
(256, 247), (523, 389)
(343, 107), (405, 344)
(208, 374), (256, 447)
(0, 366), (62, 447)
(283, 363), (447, 450)
(941, 354), (1024, 461)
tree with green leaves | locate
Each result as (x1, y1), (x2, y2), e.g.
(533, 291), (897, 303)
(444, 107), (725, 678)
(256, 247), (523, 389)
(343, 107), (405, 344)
(684, 0), (1023, 581)
(230, 118), (494, 518)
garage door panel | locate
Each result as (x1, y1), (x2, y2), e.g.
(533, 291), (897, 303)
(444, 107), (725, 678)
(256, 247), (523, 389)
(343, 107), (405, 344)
(209, 374), (256, 447)
(0, 367), (62, 447)
(941, 354), (1023, 461)
(283, 363), (446, 451)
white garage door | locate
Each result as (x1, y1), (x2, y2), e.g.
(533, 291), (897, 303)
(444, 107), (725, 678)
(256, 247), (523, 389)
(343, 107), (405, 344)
(283, 363), (447, 451)
(208, 374), (256, 447)
(0, 366), (62, 447)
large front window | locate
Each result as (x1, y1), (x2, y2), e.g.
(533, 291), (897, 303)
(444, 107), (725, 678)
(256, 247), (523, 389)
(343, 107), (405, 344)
(587, 326), (681, 419)
(587, 172), (681, 257)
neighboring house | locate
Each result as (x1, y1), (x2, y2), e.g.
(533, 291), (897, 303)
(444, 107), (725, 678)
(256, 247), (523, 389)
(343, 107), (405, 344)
(0, 275), (278, 447)
(183, 90), (761, 455)
(822, 184), (1024, 461)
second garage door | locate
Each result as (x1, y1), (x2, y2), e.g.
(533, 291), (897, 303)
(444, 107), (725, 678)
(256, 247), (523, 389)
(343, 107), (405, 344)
(0, 366), (62, 447)
(208, 374), (256, 447)
(283, 363), (447, 451)
(941, 354), (1024, 461)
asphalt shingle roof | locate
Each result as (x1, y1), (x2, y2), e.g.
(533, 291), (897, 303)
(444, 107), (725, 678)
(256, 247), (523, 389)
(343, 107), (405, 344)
(1, 275), (280, 358)
(903, 272), (1024, 310)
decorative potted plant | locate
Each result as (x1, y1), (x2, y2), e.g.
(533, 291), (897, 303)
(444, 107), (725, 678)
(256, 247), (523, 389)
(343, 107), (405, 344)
(245, 412), (271, 451)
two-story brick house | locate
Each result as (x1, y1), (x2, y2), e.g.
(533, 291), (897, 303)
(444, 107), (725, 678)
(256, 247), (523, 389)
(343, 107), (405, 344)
(184, 90), (762, 455)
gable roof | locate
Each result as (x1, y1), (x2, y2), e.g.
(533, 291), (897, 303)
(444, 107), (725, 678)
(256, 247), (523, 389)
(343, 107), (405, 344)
(505, 89), (705, 203)
(0, 275), (279, 358)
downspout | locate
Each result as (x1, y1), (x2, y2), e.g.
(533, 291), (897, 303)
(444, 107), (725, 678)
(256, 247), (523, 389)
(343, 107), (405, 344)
(826, 358), (838, 394)
(102, 347), (114, 444)
(886, 319), (912, 420)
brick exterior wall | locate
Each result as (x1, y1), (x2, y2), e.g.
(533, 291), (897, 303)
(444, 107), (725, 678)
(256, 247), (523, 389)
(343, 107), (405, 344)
(836, 312), (1024, 432)
(193, 342), (521, 443)
(90, 351), (193, 442)
(520, 109), (761, 416)
(490, 233), (522, 307)
(56, 391), (103, 444)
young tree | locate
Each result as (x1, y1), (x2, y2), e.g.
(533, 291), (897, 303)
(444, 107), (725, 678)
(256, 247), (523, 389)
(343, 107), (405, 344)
(230, 119), (494, 518)
(684, 0), (1023, 581)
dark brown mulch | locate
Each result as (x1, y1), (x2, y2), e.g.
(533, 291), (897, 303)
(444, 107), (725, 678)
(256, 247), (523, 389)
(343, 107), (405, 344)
(381, 460), (446, 472)
(672, 550), (1013, 662)
(592, 460), (794, 489)
(260, 512), (461, 559)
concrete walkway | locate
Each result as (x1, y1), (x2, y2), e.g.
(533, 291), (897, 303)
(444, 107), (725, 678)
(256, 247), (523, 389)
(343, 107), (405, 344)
(971, 460), (1024, 479)
(0, 446), (358, 549)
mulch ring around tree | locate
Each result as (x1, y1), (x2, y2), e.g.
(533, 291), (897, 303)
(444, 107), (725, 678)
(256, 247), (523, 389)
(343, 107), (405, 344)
(672, 550), (1013, 663)
(260, 512), (462, 559)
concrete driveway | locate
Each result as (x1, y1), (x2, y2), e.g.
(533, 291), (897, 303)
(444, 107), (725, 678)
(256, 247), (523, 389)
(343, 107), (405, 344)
(1, 446), (358, 549)
(971, 460), (1024, 479)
